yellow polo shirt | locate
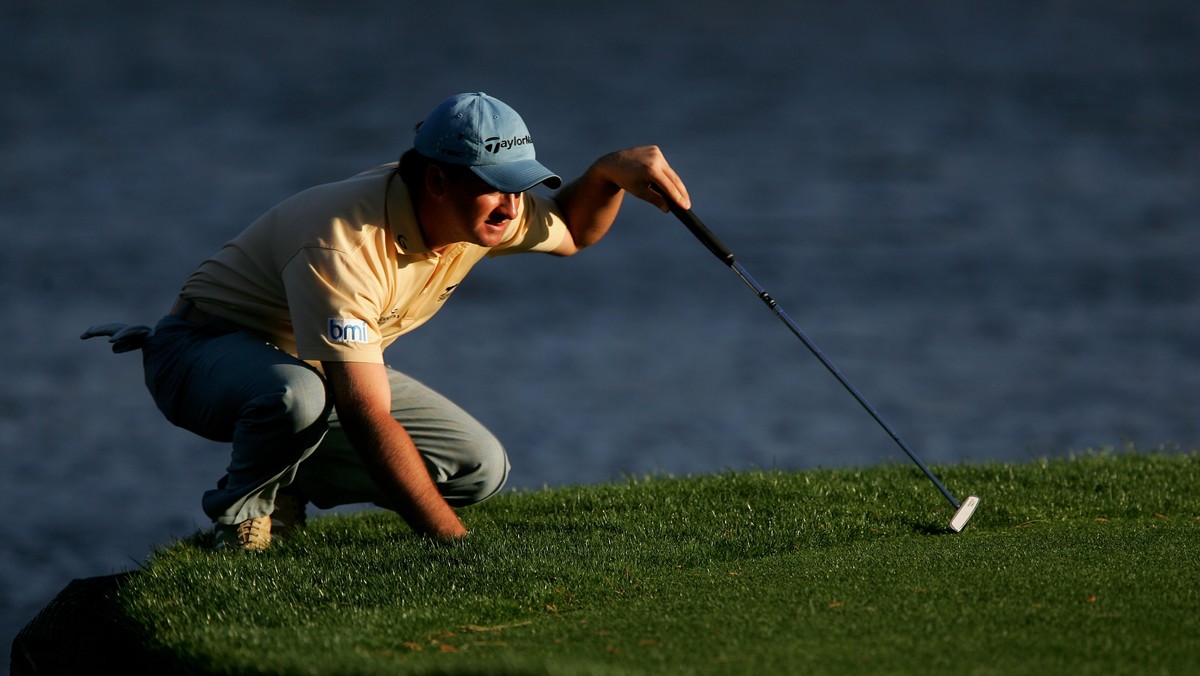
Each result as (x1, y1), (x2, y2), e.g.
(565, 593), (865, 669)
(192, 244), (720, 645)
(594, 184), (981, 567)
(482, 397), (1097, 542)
(179, 163), (568, 363)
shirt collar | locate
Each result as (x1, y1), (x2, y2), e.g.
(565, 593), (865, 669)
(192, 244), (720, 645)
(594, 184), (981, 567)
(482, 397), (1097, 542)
(385, 169), (433, 256)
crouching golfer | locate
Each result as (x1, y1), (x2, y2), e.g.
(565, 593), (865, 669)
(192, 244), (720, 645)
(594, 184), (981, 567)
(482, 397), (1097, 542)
(84, 92), (690, 550)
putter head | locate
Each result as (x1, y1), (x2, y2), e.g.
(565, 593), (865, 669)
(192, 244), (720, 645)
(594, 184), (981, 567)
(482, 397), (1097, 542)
(948, 496), (980, 533)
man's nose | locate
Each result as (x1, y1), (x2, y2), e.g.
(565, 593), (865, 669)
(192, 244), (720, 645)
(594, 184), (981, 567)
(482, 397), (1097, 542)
(497, 193), (518, 219)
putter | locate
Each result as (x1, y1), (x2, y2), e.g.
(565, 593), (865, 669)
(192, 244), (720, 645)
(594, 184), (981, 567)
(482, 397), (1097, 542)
(666, 200), (979, 533)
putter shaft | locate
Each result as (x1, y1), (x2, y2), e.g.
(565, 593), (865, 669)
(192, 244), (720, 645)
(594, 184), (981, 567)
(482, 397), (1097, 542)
(728, 259), (960, 509)
(668, 201), (969, 514)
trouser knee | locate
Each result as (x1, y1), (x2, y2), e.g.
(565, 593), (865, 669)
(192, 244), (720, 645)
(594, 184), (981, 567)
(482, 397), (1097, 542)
(234, 369), (332, 462)
(250, 376), (331, 438)
(440, 434), (510, 507)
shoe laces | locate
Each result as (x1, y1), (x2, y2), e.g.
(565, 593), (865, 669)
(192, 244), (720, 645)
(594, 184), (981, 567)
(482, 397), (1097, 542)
(217, 516), (272, 551)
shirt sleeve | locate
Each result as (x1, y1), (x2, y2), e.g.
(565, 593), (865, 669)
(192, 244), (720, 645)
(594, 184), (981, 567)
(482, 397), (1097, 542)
(488, 192), (570, 257)
(282, 246), (387, 364)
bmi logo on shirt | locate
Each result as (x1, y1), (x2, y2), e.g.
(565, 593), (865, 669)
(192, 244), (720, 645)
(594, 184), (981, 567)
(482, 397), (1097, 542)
(327, 318), (368, 344)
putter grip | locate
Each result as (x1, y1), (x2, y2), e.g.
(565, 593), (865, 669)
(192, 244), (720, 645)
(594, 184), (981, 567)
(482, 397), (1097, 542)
(669, 202), (736, 266)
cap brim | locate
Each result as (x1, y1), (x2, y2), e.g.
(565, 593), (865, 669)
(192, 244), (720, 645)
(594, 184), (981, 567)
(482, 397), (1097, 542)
(472, 160), (562, 193)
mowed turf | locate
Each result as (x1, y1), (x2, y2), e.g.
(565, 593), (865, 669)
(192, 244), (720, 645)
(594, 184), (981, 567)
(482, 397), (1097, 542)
(121, 449), (1198, 674)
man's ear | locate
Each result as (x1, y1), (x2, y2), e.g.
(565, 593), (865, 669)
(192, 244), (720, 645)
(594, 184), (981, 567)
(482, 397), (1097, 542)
(425, 164), (449, 199)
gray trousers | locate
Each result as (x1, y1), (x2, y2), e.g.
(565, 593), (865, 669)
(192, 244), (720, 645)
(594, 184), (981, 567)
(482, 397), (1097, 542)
(142, 315), (509, 526)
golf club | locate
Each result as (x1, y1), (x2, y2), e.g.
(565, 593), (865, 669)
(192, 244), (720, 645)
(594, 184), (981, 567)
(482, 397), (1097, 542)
(665, 199), (979, 533)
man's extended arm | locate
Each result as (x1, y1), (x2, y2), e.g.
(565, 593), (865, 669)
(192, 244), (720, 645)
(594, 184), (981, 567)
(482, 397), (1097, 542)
(321, 360), (468, 541)
(550, 145), (690, 256)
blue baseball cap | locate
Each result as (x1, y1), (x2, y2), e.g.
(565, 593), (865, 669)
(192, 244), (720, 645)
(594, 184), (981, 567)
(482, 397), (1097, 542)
(414, 92), (562, 193)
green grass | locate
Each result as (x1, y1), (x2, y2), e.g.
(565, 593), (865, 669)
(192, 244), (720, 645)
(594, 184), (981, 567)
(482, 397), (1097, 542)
(121, 448), (1199, 674)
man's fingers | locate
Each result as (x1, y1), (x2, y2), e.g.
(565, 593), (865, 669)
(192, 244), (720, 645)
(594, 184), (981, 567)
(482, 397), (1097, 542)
(629, 152), (690, 212)
(597, 145), (692, 212)
(644, 168), (690, 213)
(653, 164), (690, 212)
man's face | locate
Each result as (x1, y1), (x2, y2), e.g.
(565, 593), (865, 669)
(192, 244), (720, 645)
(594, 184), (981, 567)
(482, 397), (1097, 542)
(433, 167), (521, 250)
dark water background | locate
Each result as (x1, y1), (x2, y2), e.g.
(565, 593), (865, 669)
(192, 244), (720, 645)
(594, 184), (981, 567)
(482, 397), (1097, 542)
(3, 0), (1197, 655)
